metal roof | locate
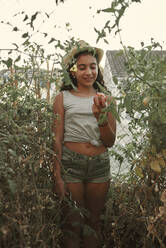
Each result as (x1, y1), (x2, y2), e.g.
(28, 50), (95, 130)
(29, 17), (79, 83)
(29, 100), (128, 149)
(106, 50), (166, 78)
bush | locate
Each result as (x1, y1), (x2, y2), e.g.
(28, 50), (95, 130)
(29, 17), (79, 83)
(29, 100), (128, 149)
(0, 6), (166, 246)
(0, 80), (64, 247)
(106, 41), (166, 248)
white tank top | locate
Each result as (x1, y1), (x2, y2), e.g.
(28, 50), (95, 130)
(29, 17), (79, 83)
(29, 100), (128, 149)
(63, 90), (102, 147)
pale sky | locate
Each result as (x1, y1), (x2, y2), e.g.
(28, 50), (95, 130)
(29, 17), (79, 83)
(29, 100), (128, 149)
(0, 0), (166, 66)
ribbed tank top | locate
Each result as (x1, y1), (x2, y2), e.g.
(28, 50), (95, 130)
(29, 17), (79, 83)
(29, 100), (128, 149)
(63, 90), (102, 147)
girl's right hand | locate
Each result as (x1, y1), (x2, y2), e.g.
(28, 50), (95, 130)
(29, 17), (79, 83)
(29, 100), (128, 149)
(92, 93), (107, 120)
(54, 176), (66, 199)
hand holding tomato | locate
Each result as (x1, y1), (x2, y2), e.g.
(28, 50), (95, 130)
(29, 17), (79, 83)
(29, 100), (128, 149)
(92, 93), (107, 120)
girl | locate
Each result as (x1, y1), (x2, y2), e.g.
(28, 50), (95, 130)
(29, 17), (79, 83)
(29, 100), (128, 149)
(53, 40), (116, 248)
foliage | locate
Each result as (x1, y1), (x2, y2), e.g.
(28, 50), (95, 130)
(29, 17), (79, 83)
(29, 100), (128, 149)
(103, 23), (166, 248)
(0, 80), (62, 247)
(1, 0), (166, 247)
(55, 0), (65, 5)
(95, 0), (141, 43)
(0, 10), (66, 246)
(113, 41), (166, 169)
(95, 1), (166, 247)
(102, 178), (166, 248)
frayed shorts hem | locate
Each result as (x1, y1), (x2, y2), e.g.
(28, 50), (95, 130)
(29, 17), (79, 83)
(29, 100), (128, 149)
(63, 178), (111, 183)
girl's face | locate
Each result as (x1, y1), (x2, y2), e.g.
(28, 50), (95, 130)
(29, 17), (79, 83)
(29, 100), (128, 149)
(72, 54), (98, 88)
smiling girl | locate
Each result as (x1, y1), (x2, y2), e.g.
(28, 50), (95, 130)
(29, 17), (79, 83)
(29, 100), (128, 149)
(53, 40), (116, 248)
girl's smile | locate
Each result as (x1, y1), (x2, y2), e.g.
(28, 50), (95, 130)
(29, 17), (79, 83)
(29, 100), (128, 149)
(73, 54), (98, 88)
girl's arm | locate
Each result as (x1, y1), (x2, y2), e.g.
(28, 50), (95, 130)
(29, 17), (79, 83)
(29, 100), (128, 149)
(92, 94), (116, 147)
(98, 110), (116, 147)
(52, 92), (65, 197)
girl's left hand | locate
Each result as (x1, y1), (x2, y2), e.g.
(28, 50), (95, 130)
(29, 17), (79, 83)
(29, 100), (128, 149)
(92, 93), (107, 120)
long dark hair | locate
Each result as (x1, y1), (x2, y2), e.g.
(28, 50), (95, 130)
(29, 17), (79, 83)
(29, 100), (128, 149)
(60, 50), (107, 92)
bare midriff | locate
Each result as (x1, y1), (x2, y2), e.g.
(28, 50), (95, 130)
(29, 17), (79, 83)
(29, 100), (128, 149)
(64, 142), (107, 156)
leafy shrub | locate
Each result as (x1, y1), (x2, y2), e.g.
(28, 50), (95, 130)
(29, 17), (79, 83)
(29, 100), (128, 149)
(1, 2), (166, 247)
(106, 41), (166, 248)
(0, 79), (64, 247)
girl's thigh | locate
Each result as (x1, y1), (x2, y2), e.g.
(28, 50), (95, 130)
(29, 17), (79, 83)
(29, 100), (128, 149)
(66, 182), (85, 207)
(84, 182), (110, 215)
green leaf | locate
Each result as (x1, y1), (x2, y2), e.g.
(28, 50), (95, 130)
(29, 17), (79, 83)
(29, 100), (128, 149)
(22, 39), (30, 46)
(14, 55), (21, 63)
(83, 224), (97, 237)
(113, 76), (118, 85)
(101, 8), (114, 13)
(29, 12), (40, 30)
(13, 27), (19, 31)
(2, 58), (13, 68)
(108, 101), (121, 123)
(8, 149), (16, 157)
(43, 32), (48, 37)
(8, 179), (17, 194)
(48, 38), (56, 44)
(135, 166), (144, 178)
(150, 160), (161, 173)
(104, 39), (109, 44)
(22, 32), (29, 38)
(23, 14), (28, 22)
(45, 12), (50, 18)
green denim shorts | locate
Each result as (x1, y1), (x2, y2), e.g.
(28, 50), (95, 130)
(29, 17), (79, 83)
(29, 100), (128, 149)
(61, 146), (111, 183)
